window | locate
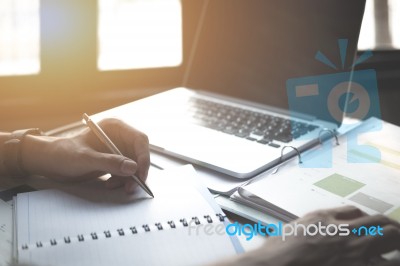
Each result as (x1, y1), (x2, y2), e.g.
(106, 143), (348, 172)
(358, 0), (400, 50)
(97, 0), (182, 71)
(0, 0), (40, 76)
(0, 0), (183, 77)
(389, 0), (400, 48)
(358, 0), (374, 50)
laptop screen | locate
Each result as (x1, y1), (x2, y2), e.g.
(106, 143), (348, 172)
(185, 0), (366, 125)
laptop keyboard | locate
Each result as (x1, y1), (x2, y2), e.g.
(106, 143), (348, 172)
(187, 98), (319, 147)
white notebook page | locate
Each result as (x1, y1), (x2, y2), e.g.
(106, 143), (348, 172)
(16, 165), (241, 266)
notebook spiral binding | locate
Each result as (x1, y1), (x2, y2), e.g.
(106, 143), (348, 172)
(318, 128), (339, 145)
(21, 213), (227, 250)
(272, 146), (302, 174)
(272, 129), (340, 175)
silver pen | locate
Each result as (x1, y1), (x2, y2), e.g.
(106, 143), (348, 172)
(82, 113), (154, 198)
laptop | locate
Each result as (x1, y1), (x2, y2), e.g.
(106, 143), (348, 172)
(94, 0), (366, 178)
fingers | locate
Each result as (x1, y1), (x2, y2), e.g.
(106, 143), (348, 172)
(355, 224), (400, 259)
(304, 206), (366, 222)
(134, 136), (150, 181)
(98, 119), (150, 181)
(87, 151), (137, 177)
(124, 179), (137, 193)
(120, 121), (150, 180)
(105, 176), (139, 194)
(332, 206), (367, 220)
(351, 215), (400, 230)
(105, 176), (123, 189)
(76, 118), (150, 194)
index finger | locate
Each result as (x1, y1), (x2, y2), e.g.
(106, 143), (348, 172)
(355, 224), (400, 259)
(97, 118), (150, 181)
(112, 120), (150, 181)
(133, 132), (150, 181)
(333, 206), (368, 220)
(312, 206), (368, 221)
(350, 214), (400, 230)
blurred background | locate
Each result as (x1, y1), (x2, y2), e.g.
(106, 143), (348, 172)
(0, 0), (399, 131)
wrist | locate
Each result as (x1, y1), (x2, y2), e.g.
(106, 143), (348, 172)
(0, 133), (11, 176)
(21, 134), (57, 177)
(3, 129), (46, 178)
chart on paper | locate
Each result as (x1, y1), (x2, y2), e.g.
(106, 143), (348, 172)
(243, 118), (400, 221)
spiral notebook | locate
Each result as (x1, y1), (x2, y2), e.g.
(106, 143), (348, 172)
(231, 117), (400, 222)
(14, 165), (243, 266)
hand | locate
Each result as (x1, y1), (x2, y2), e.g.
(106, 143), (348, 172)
(22, 118), (150, 193)
(217, 206), (400, 266)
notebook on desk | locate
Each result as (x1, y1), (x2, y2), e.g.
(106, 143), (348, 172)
(231, 117), (400, 222)
(14, 165), (243, 266)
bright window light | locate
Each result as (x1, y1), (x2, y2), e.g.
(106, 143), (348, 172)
(389, 0), (400, 49)
(358, 0), (400, 50)
(0, 0), (40, 76)
(98, 0), (182, 71)
(358, 0), (375, 50)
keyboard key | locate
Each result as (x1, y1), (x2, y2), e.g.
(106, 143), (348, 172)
(252, 129), (264, 136)
(222, 126), (238, 135)
(275, 135), (293, 143)
(188, 97), (308, 145)
(293, 131), (301, 139)
(235, 128), (250, 138)
(307, 124), (318, 131)
(257, 138), (270, 144)
(235, 131), (249, 138)
(268, 142), (281, 148)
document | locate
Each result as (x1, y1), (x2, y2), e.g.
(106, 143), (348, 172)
(233, 118), (400, 221)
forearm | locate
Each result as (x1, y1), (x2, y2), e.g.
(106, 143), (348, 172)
(0, 132), (56, 178)
(0, 132), (11, 176)
(20, 135), (58, 177)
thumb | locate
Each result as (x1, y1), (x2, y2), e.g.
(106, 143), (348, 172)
(88, 152), (137, 176)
